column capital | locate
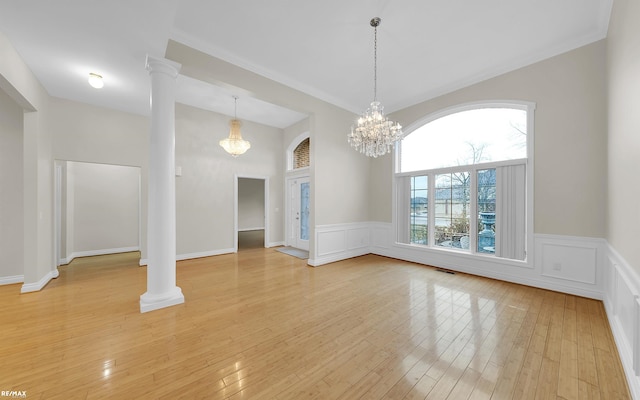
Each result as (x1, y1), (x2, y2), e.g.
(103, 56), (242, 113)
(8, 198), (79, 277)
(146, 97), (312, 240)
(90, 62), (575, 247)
(145, 55), (181, 78)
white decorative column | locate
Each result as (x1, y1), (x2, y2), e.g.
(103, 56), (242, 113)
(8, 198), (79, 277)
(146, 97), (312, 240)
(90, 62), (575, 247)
(140, 55), (184, 313)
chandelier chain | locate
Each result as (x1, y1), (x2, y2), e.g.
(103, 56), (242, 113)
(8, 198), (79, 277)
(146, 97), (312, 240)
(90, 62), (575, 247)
(373, 23), (377, 102)
(233, 95), (238, 119)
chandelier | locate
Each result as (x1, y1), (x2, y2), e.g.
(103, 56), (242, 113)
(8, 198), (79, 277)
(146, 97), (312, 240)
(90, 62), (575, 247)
(348, 17), (402, 158)
(219, 96), (251, 157)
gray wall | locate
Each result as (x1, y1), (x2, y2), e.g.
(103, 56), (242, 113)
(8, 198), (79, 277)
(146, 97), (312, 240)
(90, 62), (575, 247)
(67, 161), (140, 256)
(167, 40), (371, 257)
(0, 87), (24, 278)
(49, 97), (149, 259)
(372, 40), (607, 239)
(175, 102), (284, 254)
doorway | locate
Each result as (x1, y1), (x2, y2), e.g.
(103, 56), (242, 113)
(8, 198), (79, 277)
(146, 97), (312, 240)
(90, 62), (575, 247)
(54, 160), (141, 266)
(286, 176), (310, 251)
(235, 176), (268, 251)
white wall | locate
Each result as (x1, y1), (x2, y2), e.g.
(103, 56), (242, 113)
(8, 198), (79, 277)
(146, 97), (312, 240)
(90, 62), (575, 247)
(0, 87), (24, 282)
(174, 103), (284, 258)
(605, 0), (640, 397)
(238, 178), (265, 231)
(65, 161), (139, 259)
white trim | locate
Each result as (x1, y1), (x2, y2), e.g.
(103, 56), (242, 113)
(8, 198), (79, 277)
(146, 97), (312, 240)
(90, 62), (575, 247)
(139, 287), (184, 313)
(373, 237), (603, 299)
(535, 234), (605, 285)
(54, 163), (62, 266)
(235, 175), (270, 252)
(308, 248), (369, 267)
(65, 246), (140, 264)
(238, 227), (265, 232)
(21, 269), (59, 293)
(267, 241), (285, 248)
(308, 222), (370, 267)
(0, 275), (24, 286)
(396, 100), (536, 143)
(176, 248), (235, 261)
(140, 247), (237, 265)
(285, 175), (311, 250)
(605, 244), (640, 399)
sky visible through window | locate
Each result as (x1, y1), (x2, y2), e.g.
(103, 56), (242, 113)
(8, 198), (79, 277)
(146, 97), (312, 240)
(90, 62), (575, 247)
(400, 108), (527, 172)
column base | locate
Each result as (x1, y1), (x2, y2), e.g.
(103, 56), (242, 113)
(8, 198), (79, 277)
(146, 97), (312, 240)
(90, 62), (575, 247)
(140, 287), (184, 313)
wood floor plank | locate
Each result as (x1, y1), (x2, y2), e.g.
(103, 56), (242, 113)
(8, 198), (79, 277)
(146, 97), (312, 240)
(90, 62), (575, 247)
(0, 251), (631, 399)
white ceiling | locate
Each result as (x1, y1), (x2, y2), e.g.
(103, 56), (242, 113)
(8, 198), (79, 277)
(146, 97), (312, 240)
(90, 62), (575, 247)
(0, 0), (612, 128)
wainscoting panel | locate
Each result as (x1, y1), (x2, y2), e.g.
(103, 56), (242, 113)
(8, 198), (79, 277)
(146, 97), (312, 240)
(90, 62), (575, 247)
(537, 236), (599, 284)
(316, 230), (346, 256)
(605, 246), (640, 399)
(346, 227), (370, 250)
(370, 226), (604, 299)
(308, 223), (371, 266)
(370, 222), (393, 251)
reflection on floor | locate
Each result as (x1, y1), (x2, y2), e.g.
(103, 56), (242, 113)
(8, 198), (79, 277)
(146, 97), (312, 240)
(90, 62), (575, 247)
(238, 229), (264, 250)
(0, 252), (630, 399)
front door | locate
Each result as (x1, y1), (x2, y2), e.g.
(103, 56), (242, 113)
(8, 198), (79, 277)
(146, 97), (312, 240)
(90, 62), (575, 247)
(288, 176), (310, 251)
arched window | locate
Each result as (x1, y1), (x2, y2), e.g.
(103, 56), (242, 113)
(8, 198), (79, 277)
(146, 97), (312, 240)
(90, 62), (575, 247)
(287, 133), (310, 172)
(395, 102), (533, 262)
(293, 138), (310, 169)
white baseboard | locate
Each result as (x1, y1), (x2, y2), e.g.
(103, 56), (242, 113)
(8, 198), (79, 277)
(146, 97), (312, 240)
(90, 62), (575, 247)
(267, 241), (285, 248)
(238, 227), (265, 232)
(308, 248), (369, 267)
(21, 268), (59, 293)
(0, 275), (24, 286)
(368, 224), (605, 299)
(65, 246), (140, 265)
(139, 247), (236, 266)
(604, 244), (640, 400)
(176, 248), (235, 262)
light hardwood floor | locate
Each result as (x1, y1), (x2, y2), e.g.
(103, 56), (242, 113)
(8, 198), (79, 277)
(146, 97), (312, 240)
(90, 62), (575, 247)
(0, 249), (631, 399)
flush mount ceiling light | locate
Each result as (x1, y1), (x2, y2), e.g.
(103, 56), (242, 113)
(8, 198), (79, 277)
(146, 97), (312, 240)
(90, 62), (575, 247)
(88, 72), (104, 89)
(219, 96), (251, 157)
(348, 17), (402, 158)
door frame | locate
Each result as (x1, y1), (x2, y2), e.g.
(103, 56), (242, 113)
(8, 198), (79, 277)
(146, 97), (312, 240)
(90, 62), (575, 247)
(234, 174), (269, 252)
(285, 174), (310, 250)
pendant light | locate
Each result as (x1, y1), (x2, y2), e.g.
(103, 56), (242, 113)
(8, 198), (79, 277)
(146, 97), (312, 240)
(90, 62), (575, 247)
(347, 17), (402, 158)
(219, 96), (251, 157)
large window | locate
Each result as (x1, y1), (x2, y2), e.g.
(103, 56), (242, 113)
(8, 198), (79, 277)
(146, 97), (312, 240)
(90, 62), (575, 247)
(395, 104), (530, 261)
